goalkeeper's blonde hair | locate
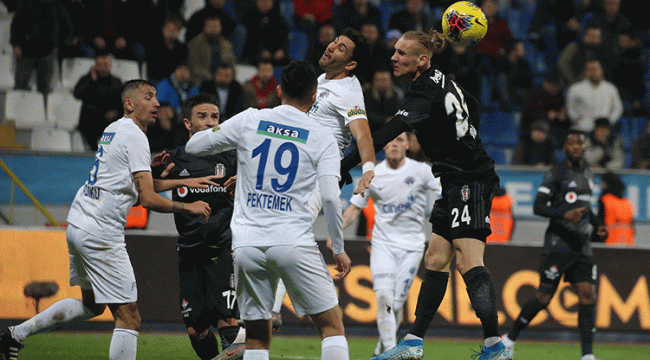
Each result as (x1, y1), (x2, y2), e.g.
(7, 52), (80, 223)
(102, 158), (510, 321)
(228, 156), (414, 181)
(402, 29), (446, 56)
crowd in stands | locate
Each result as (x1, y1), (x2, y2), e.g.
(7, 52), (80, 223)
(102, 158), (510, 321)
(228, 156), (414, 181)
(2, 0), (650, 169)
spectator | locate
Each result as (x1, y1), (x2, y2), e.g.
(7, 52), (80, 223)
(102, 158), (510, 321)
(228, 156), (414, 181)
(486, 188), (514, 244)
(242, 60), (280, 109)
(187, 15), (236, 85)
(145, 16), (188, 84)
(73, 54), (123, 151)
(363, 70), (401, 132)
(305, 23), (336, 75)
(10, 0), (70, 95)
(156, 64), (199, 114)
(597, 172), (634, 246)
(360, 23), (392, 82)
(84, 0), (135, 60)
(241, 0), (290, 65)
(389, 0), (432, 34)
(293, 0), (334, 45)
(521, 72), (568, 141)
(566, 59), (623, 132)
(385, 29), (402, 54)
(511, 120), (557, 167)
(496, 41), (532, 110)
(199, 63), (247, 121)
(614, 31), (647, 114)
(58, 0), (90, 59)
(185, 0), (237, 43)
(146, 102), (180, 152)
(582, 0), (633, 57)
(557, 27), (613, 86)
(630, 118), (650, 169)
(584, 117), (625, 170)
(525, 0), (583, 65)
(331, 0), (384, 38)
(446, 44), (481, 101)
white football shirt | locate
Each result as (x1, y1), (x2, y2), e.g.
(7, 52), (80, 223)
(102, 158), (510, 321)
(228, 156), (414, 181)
(67, 117), (152, 240)
(185, 105), (341, 249)
(308, 74), (367, 157)
(350, 158), (441, 251)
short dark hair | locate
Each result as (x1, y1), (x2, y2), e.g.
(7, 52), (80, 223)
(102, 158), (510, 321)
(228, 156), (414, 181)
(342, 28), (370, 77)
(182, 93), (220, 121)
(280, 60), (318, 102)
(121, 79), (154, 103)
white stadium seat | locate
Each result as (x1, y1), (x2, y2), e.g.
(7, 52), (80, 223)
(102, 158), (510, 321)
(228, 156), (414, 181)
(60, 57), (95, 90)
(0, 51), (15, 91)
(111, 58), (141, 83)
(235, 64), (256, 84)
(30, 127), (72, 152)
(46, 92), (82, 130)
(4, 90), (47, 129)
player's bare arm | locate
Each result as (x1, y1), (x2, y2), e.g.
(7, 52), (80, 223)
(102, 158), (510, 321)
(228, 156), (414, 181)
(153, 175), (222, 192)
(342, 204), (363, 229)
(348, 118), (375, 195)
(133, 171), (211, 220)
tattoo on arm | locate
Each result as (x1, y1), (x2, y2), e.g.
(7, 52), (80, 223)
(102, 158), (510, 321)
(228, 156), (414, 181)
(172, 201), (186, 213)
(133, 175), (143, 193)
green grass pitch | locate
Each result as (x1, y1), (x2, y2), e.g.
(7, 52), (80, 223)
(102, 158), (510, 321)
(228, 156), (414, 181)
(13, 332), (649, 359)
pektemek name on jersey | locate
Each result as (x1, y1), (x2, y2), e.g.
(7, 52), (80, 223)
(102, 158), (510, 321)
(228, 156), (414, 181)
(246, 191), (293, 212)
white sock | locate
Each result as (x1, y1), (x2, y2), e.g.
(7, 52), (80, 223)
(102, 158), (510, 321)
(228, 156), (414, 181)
(12, 298), (97, 343)
(501, 334), (515, 348)
(484, 336), (500, 347)
(403, 333), (422, 341)
(321, 335), (349, 360)
(233, 326), (247, 343)
(272, 279), (287, 315)
(109, 328), (138, 360)
(375, 289), (397, 350)
(243, 349), (269, 360)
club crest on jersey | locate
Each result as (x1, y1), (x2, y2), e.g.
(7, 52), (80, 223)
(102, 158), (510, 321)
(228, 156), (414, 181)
(405, 177), (415, 185)
(461, 185), (470, 202)
(257, 120), (309, 143)
(98, 132), (115, 145)
(215, 163), (225, 177)
(347, 106), (366, 117)
(317, 90), (330, 100)
(430, 69), (443, 84)
(565, 191), (577, 203)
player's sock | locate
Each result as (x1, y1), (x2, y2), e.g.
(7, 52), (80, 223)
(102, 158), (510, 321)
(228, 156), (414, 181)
(321, 335), (349, 360)
(375, 288), (397, 350)
(272, 279), (287, 316)
(218, 325), (240, 349)
(508, 297), (546, 341)
(462, 266), (499, 338)
(189, 329), (220, 360)
(12, 298), (98, 343)
(410, 270), (449, 338)
(579, 304), (596, 356)
(243, 349), (269, 360)
(109, 328), (138, 360)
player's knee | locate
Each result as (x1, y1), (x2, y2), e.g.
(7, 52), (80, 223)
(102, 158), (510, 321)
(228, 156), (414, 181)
(423, 249), (452, 271)
(187, 326), (209, 340)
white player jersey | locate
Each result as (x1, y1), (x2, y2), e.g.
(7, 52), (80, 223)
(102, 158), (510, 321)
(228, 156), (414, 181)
(67, 117), (151, 240)
(350, 158), (441, 251)
(308, 74), (367, 157)
(186, 105), (340, 249)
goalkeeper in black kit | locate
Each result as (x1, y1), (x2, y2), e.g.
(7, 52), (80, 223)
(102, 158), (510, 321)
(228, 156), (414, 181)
(152, 93), (244, 360)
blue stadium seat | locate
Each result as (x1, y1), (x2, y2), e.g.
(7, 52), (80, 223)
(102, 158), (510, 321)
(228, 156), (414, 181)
(486, 147), (507, 165)
(479, 110), (519, 147)
(288, 31), (309, 61)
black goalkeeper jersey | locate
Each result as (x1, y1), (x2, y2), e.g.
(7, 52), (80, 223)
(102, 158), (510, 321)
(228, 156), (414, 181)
(163, 146), (237, 250)
(534, 160), (598, 250)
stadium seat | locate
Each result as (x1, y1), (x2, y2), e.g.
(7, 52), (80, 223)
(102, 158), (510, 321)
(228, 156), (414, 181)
(3, 90), (47, 130)
(46, 92), (82, 130)
(288, 31), (308, 61)
(60, 57), (95, 90)
(0, 16), (11, 50)
(278, 0), (295, 29)
(30, 127), (72, 152)
(235, 64), (256, 84)
(0, 51), (15, 91)
(182, 0), (205, 21)
(111, 58), (141, 82)
(486, 147), (508, 165)
(479, 110), (519, 147)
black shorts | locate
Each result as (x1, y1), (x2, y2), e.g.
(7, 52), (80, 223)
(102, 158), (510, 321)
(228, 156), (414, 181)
(429, 176), (499, 242)
(178, 245), (239, 331)
(538, 232), (597, 294)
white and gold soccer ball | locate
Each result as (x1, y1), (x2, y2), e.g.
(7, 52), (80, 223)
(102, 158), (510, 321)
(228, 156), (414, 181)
(441, 1), (488, 47)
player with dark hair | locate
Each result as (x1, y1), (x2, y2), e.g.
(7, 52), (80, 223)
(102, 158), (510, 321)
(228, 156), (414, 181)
(186, 60), (352, 360)
(502, 130), (606, 360)
(341, 30), (512, 360)
(0, 80), (212, 360)
(152, 92), (244, 360)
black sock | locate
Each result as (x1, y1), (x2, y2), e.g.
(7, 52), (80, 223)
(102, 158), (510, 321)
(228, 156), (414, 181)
(218, 325), (240, 349)
(508, 298), (546, 341)
(462, 266), (499, 339)
(579, 304), (596, 356)
(189, 329), (220, 360)
(409, 270), (450, 338)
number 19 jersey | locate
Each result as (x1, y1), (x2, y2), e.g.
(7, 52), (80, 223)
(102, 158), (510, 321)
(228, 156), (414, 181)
(67, 117), (152, 240)
(186, 105), (340, 250)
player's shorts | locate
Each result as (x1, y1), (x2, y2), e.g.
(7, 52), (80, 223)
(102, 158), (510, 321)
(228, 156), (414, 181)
(370, 241), (423, 309)
(538, 232), (597, 294)
(233, 244), (338, 319)
(178, 245), (239, 330)
(67, 224), (137, 304)
(429, 176), (499, 242)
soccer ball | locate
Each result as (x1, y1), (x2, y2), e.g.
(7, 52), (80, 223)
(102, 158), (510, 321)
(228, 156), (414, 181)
(442, 1), (488, 47)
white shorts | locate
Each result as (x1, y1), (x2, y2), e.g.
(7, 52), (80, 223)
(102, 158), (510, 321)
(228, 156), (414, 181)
(233, 244), (338, 319)
(306, 180), (322, 222)
(67, 224), (137, 304)
(370, 241), (423, 309)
